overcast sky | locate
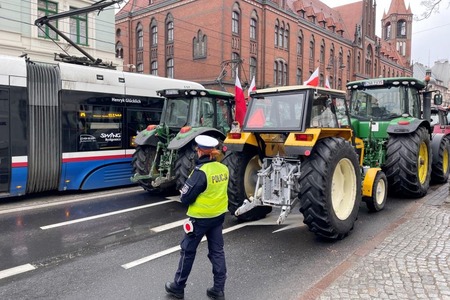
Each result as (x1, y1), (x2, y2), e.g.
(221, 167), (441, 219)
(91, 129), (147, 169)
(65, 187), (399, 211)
(321, 0), (450, 67)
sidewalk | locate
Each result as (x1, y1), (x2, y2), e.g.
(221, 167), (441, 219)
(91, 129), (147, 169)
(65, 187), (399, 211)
(303, 183), (450, 300)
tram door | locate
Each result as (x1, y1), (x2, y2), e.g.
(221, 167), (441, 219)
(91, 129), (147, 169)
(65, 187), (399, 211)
(0, 89), (10, 193)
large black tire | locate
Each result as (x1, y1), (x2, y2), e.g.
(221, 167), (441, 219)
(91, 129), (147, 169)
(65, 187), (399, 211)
(431, 137), (450, 183)
(174, 143), (197, 190)
(363, 171), (387, 212)
(132, 145), (161, 193)
(299, 138), (361, 240)
(221, 151), (272, 222)
(384, 127), (431, 198)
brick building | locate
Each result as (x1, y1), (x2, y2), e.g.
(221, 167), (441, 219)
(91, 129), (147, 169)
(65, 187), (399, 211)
(115, 0), (413, 93)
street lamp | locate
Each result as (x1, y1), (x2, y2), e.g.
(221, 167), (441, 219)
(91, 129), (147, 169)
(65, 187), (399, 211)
(326, 56), (345, 89)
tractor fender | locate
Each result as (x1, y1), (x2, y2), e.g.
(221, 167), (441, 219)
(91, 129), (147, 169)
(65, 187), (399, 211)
(362, 167), (381, 197)
(134, 129), (159, 146)
(168, 128), (225, 150)
(431, 133), (446, 165)
(387, 119), (430, 135)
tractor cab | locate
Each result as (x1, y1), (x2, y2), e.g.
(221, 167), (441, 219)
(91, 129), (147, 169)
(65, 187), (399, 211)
(348, 78), (425, 122)
(131, 88), (235, 193)
(158, 89), (234, 135)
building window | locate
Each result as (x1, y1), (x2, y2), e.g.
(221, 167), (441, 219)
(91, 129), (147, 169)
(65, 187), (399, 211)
(297, 32), (303, 57)
(397, 20), (406, 37)
(250, 18), (257, 40)
(366, 45), (373, 76)
(385, 22), (391, 40)
(151, 61), (158, 75)
(166, 58), (174, 78)
(284, 25), (289, 50)
(37, 0), (58, 39)
(279, 22), (284, 48)
(232, 11), (240, 34)
(250, 57), (257, 81)
(150, 20), (158, 47)
(193, 30), (207, 59)
(136, 63), (144, 73)
(309, 39), (315, 60)
(232, 52), (240, 78)
(296, 68), (302, 84)
(274, 20), (279, 47)
(357, 52), (361, 73)
(167, 21), (174, 43)
(70, 7), (88, 45)
(115, 42), (123, 58)
(274, 59), (288, 86)
(116, 28), (121, 38)
(136, 24), (143, 49)
(320, 41), (325, 63)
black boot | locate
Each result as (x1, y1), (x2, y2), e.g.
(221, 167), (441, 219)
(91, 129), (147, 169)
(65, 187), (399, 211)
(206, 287), (225, 300)
(165, 282), (184, 299)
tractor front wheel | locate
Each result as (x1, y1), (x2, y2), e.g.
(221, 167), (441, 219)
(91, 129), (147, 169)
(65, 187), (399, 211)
(299, 138), (361, 240)
(363, 171), (387, 212)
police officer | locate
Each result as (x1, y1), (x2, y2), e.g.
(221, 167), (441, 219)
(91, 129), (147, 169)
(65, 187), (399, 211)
(165, 135), (228, 300)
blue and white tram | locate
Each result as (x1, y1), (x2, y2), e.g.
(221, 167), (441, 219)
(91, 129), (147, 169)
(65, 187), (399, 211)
(0, 55), (203, 198)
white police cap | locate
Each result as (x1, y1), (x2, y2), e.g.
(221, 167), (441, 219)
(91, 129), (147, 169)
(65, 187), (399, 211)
(195, 135), (219, 149)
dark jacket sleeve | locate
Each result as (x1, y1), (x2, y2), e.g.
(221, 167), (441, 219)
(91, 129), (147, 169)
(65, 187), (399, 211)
(179, 167), (207, 205)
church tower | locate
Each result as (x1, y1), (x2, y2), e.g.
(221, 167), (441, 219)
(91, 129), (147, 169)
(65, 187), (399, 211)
(381, 0), (413, 64)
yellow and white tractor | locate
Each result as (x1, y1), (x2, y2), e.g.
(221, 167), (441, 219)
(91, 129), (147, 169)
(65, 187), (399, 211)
(222, 85), (382, 240)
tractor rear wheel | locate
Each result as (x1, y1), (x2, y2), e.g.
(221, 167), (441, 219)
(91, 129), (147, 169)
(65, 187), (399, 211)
(132, 145), (161, 193)
(384, 127), (431, 198)
(431, 137), (450, 183)
(363, 171), (387, 212)
(174, 143), (197, 190)
(299, 138), (361, 240)
(222, 151), (272, 222)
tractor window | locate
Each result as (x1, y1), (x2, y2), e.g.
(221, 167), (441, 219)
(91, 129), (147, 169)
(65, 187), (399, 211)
(216, 100), (231, 133)
(350, 87), (403, 120)
(311, 96), (338, 127)
(246, 93), (305, 129)
(200, 98), (215, 127)
(163, 99), (189, 127)
(407, 87), (421, 117)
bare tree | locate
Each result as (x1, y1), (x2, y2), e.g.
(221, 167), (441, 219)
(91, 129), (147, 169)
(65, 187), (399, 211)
(417, 0), (449, 20)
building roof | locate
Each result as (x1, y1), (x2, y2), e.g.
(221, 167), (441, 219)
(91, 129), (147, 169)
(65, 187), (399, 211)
(332, 1), (363, 42)
(387, 0), (411, 15)
(432, 60), (450, 88)
(288, 0), (352, 40)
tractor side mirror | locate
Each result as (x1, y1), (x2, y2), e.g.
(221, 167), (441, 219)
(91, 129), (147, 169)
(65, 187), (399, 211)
(434, 93), (443, 105)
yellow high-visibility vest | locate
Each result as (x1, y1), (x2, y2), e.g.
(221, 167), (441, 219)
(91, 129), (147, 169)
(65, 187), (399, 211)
(187, 162), (229, 218)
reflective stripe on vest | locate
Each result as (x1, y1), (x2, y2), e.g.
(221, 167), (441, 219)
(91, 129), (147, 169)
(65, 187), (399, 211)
(187, 162), (229, 218)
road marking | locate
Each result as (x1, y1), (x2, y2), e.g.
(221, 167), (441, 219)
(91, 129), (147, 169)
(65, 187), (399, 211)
(121, 223), (248, 269)
(150, 218), (188, 233)
(0, 264), (36, 280)
(40, 198), (179, 230)
(0, 188), (145, 215)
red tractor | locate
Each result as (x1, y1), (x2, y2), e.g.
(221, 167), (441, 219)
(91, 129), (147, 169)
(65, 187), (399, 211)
(430, 105), (450, 183)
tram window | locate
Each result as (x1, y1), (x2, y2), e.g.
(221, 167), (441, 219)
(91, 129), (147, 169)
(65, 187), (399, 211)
(78, 106), (123, 151)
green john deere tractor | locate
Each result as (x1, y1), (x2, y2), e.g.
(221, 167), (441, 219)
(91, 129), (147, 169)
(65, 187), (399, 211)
(131, 88), (234, 193)
(347, 77), (444, 203)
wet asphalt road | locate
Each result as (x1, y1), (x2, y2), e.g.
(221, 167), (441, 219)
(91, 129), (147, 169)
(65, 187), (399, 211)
(0, 184), (443, 300)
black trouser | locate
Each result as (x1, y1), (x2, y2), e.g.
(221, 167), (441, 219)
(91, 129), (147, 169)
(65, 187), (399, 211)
(173, 214), (227, 291)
